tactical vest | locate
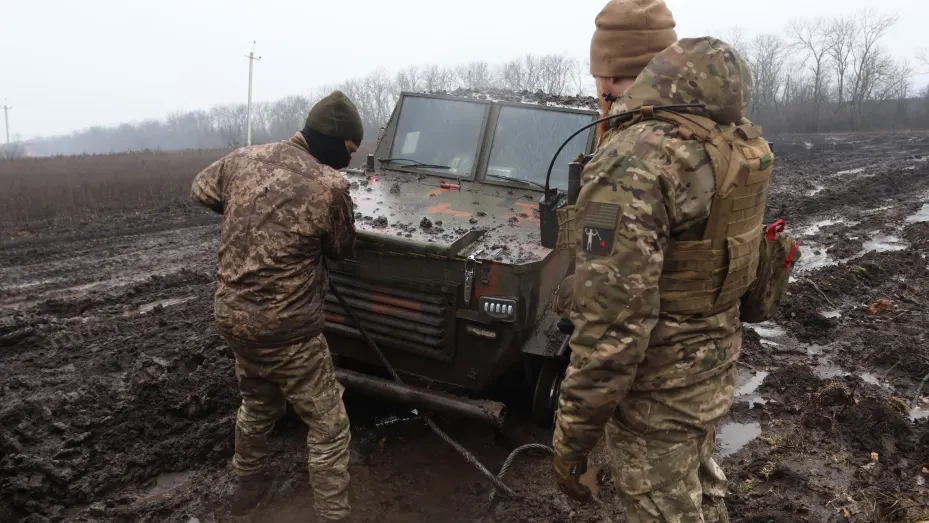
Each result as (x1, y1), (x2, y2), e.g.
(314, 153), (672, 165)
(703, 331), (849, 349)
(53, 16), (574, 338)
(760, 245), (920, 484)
(637, 108), (774, 316)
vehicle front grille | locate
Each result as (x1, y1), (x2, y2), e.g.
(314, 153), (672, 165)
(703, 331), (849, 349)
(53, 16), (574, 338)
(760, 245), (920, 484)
(324, 272), (452, 356)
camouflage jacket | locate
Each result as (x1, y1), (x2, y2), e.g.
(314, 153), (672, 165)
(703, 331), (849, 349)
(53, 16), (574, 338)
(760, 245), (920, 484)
(191, 133), (355, 348)
(553, 37), (755, 461)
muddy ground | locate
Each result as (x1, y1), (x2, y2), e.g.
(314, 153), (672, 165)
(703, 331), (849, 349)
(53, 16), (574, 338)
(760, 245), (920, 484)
(2, 131), (929, 522)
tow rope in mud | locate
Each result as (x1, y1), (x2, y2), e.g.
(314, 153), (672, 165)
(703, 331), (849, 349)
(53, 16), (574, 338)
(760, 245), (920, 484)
(326, 267), (560, 505)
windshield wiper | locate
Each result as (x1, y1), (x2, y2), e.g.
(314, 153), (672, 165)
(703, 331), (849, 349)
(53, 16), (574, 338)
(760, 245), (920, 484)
(379, 157), (452, 170)
(485, 173), (546, 190)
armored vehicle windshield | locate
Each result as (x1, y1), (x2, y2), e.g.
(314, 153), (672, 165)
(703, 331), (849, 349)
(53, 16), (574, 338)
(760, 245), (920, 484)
(377, 93), (596, 190)
(383, 96), (487, 178)
(485, 105), (592, 190)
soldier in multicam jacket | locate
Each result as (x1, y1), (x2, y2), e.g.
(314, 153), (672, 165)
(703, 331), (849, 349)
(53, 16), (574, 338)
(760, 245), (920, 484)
(552, 1), (763, 522)
(191, 90), (363, 522)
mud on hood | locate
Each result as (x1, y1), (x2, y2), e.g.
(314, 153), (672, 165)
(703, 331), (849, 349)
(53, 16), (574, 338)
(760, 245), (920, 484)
(609, 37), (753, 124)
(344, 169), (553, 266)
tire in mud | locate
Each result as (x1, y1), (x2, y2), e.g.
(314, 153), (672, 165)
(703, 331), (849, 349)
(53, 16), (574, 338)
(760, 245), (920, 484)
(531, 359), (567, 428)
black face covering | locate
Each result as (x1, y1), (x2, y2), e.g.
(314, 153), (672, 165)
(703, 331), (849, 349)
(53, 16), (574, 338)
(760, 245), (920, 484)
(301, 126), (352, 170)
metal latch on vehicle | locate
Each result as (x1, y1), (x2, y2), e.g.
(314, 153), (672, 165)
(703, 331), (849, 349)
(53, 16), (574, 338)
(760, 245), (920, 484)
(463, 249), (483, 306)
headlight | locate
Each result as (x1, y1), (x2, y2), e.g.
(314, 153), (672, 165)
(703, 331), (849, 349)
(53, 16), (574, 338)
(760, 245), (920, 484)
(478, 296), (518, 323)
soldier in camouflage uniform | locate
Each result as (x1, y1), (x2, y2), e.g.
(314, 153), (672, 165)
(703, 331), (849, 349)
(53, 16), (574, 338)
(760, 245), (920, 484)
(553, 1), (769, 522)
(191, 91), (363, 522)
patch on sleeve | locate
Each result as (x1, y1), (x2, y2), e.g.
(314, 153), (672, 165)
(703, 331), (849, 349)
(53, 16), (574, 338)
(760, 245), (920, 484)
(581, 202), (621, 257)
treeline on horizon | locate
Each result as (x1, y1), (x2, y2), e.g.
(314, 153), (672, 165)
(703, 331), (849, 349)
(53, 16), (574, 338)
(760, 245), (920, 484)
(6, 8), (928, 159)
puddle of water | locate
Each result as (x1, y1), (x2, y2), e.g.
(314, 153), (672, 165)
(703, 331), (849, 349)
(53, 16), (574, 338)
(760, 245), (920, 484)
(860, 373), (883, 387)
(2, 277), (64, 292)
(833, 167), (866, 176)
(747, 322), (786, 339)
(814, 364), (894, 390)
(910, 404), (929, 421)
(808, 185), (825, 196)
(137, 471), (194, 503)
(906, 204), (929, 224)
(801, 219), (840, 237)
(862, 234), (908, 254)
(735, 369), (769, 407)
(717, 422), (762, 458)
(821, 310), (842, 319)
(806, 344), (829, 356)
(794, 242), (836, 272)
(138, 296), (194, 314)
(813, 363), (845, 380)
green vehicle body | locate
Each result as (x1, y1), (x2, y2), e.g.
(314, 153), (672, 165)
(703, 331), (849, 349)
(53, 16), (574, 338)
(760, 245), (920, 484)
(324, 91), (597, 419)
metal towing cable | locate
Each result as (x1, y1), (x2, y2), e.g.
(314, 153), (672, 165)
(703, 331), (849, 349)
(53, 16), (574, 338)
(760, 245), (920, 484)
(326, 268), (550, 505)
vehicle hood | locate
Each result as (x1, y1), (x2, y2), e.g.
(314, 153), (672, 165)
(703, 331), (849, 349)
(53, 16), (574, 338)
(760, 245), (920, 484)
(343, 169), (552, 266)
(609, 36), (753, 124)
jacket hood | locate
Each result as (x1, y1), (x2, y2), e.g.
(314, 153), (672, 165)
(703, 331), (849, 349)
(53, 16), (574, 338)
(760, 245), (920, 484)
(609, 37), (753, 124)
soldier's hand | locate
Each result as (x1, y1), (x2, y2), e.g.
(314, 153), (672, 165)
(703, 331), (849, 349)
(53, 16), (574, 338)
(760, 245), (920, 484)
(555, 274), (575, 319)
(552, 453), (592, 502)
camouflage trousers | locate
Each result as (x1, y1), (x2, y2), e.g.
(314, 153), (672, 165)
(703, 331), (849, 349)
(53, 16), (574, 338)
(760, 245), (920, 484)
(229, 333), (351, 522)
(604, 367), (736, 523)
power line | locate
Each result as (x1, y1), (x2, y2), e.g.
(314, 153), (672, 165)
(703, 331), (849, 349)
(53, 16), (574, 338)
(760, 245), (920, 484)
(244, 41), (262, 146)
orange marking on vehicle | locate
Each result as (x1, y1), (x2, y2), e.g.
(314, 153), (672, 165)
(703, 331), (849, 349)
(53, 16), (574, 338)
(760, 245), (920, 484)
(371, 303), (392, 314)
(507, 201), (540, 225)
(474, 264), (501, 299)
(426, 203), (471, 217)
(371, 293), (421, 311)
(325, 312), (346, 323)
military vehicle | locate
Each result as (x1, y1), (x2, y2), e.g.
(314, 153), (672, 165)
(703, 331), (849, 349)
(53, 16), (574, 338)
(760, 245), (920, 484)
(326, 91), (598, 427)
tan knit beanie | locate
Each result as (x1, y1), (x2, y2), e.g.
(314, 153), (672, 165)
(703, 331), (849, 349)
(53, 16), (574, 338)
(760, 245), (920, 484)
(590, 0), (678, 78)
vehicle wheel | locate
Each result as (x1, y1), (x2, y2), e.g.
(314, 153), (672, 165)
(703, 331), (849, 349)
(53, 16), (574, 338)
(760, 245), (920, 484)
(531, 359), (567, 428)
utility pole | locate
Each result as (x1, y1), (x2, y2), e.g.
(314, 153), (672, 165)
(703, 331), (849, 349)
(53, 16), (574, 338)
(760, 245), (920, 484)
(2, 104), (10, 150)
(244, 41), (261, 146)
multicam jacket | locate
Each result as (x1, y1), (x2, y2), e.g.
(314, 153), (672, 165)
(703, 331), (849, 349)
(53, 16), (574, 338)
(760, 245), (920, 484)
(554, 37), (759, 461)
(191, 133), (355, 348)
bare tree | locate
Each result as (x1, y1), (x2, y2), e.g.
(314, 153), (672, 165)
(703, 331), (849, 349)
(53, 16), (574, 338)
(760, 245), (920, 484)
(570, 59), (591, 97)
(267, 95), (312, 139)
(746, 34), (790, 125)
(455, 61), (493, 90)
(421, 64), (455, 92)
(500, 58), (528, 91)
(210, 105), (247, 148)
(396, 66), (423, 93)
(788, 18), (835, 131)
(846, 9), (899, 128)
(538, 55), (576, 95)
(825, 16), (857, 106)
(332, 70), (399, 137)
(717, 26), (749, 56)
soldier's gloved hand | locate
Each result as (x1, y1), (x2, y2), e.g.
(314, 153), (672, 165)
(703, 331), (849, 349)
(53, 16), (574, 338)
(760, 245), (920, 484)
(552, 453), (592, 502)
(555, 274), (576, 319)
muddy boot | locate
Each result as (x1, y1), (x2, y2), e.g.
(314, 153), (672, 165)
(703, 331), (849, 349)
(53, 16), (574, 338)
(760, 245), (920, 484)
(229, 475), (270, 517)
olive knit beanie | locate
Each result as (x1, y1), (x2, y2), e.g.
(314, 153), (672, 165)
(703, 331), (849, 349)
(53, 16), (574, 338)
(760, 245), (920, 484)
(305, 90), (364, 144)
(590, 0), (678, 79)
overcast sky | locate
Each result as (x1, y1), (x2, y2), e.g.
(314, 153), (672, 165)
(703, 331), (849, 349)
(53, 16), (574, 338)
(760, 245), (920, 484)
(2, 0), (925, 139)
